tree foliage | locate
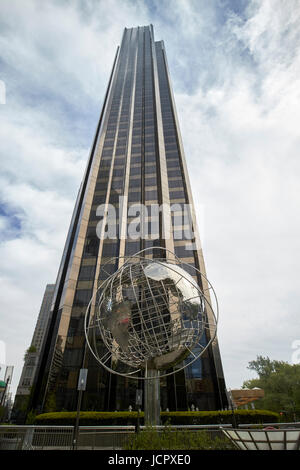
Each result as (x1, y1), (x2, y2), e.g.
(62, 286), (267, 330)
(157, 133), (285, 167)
(23, 345), (37, 361)
(243, 356), (300, 419)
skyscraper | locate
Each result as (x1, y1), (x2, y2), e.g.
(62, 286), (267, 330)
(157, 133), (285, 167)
(14, 284), (55, 420)
(30, 25), (227, 414)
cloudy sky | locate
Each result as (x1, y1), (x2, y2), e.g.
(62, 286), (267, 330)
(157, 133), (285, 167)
(1, 0), (300, 401)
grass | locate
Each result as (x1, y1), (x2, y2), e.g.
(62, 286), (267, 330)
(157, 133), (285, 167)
(123, 426), (236, 450)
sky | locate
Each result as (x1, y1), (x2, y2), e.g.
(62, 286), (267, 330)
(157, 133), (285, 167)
(0, 0), (300, 402)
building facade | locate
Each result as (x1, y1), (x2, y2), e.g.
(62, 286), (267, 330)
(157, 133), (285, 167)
(14, 284), (54, 418)
(30, 25), (227, 414)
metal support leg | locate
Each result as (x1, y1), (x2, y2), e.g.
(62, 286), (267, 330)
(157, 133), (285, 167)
(144, 366), (160, 427)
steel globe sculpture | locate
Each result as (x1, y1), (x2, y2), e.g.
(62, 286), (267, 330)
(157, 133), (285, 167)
(85, 247), (218, 376)
(84, 247), (219, 425)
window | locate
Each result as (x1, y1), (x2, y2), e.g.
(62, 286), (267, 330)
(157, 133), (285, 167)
(145, 165), (156, 174)
(173, 230), (192, 241)
(129, 178), (140, 188)
(78, 265), (96, 281)
(22, 379), (31, 387)
(167, 160), (180, 168)
(24, 366), (34, 378)
(145, 190), (157, 200)
(111, 179), (123, 189)
(83, 236), (99, 257)
(125, 241), (141, 255)
(128, 191), (141, 202)
(118, 131), (127, 138)
(179, 262), (197, 277)
(130, 166), (141, 176)
(113, 168), (124, 177)
(73, 289), (93, 307)
(114, 157), (125, 165)
(102, 149), (113, 157)
(115, 147), (126, 155)
(168, 179), (183, 188)
(145, 153), (156, 162)
(131, 155), (141, 164)
(102, 242), (119, 257)
(99, 263), (116, 280)
(145, 142), (155, 151)
(145, 177), (157, 186)
(109, 192), (121, 203)
(26, 357), (36, 366)
(165, 143), (178, 152)
(168, 169), (182, 178)
(174, 245), (195, 258)
(95, 182), (108, 191)
(131, 146), (141, 154)
(169, 190), (185, 200)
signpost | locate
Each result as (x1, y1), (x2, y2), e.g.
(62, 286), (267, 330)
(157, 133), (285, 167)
(135, 389), (143, 433)
(73, 369), (88, 449)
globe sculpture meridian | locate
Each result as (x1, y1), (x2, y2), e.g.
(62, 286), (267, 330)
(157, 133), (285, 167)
(84, 247), (219, 425)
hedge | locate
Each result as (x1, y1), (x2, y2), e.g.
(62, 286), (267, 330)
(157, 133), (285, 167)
(34, 409), (279, 426)
(34, 411), (139, 426)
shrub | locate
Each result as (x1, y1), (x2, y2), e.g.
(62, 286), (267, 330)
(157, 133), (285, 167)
(124, 426), (236, 450)
(160, 409), (279, 425)
(33, 409), (279, 426)
(34, 411), (144, 426)
(25, 410), (37, 425)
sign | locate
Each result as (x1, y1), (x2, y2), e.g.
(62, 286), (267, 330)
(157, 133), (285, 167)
(77, 369), (88, 391)
(136, 389), (143, 406)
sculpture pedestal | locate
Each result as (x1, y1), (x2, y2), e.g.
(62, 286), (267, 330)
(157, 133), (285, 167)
(144, 367), (160, 426)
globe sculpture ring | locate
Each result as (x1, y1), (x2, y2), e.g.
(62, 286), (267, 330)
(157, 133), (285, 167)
(84, 247), (218, 379)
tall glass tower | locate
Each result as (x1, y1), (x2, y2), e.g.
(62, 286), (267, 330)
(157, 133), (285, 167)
(30, 25), (228, 414)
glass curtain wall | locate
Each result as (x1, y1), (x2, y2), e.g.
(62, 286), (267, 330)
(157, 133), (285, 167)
(30, 25), (227, 414)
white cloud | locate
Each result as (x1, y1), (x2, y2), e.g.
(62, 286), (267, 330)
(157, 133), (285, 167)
(175, 0), (300, 386)
(0, 0), (152, 396)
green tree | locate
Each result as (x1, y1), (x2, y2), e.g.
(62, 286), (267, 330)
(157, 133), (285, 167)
(23, 345), (37, 361)
(247, 356), (286, 378)
(243, 356), (300, 420)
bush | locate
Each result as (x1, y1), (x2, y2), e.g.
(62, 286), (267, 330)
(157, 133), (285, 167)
(25, 410), (37, 425)
(33, 409), (279, 426)
(124, 426), (236, 450)
(160, 409), (279, 425)
(34, 411), (143, 426)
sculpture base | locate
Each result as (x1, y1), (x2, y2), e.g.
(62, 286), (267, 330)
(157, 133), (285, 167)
(144, 368), (160, 426)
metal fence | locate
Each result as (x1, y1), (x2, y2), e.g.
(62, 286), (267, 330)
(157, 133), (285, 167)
(0, 425), (135, 450)
(0, 423), (299, 450)
(0, 424), (230, 450)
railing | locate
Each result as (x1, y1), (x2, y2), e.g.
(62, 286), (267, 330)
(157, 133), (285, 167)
(0, 425), (135, 450)
(0, 423), (299, 450)
(75, 426), (135, 450)
(0, 426), (74, 450)
(0, 425), (228, 450)
(221, 427), (300, 450)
